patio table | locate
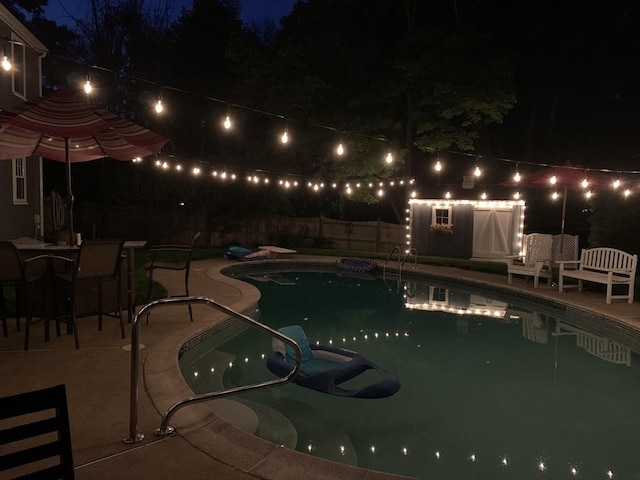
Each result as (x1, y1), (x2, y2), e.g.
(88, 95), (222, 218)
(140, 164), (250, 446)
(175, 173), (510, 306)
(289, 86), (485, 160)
(14, 240), (146, 324)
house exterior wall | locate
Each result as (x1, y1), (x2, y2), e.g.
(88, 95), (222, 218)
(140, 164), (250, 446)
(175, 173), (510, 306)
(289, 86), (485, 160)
(0, 4), (47, 241)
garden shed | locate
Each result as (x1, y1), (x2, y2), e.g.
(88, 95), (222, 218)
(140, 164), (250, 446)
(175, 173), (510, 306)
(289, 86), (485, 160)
(408, 199), (525, 259)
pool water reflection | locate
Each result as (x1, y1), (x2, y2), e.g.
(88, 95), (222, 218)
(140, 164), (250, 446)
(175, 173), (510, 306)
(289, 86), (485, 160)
(180, 271), (640, 480)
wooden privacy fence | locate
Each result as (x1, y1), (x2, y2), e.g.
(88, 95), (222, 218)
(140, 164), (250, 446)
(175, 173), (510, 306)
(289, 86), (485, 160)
(213, 215), (406, 253)
(70, 203), (406, 254)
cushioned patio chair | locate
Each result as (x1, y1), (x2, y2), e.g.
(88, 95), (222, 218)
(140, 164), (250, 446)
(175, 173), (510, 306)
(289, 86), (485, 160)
(145, 231), (201, 322)
(0, 384), (75, 479)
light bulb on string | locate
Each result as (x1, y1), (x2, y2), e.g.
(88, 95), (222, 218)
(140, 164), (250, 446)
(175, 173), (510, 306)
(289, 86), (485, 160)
(513, 163), (521, 183)
(434, 159), (442, 172)
(585, 190), (592, 199)
(474, 158), (482, 177)
(385, 151), (393, 164)
(223, 112), (232, 130)
(336, 141), (345, 156)
(613, 175), (621, 189)
(445, 191), (451, 199)
(550, 169), (557, 185)
(624, 188), (631, 197)
(154, 97), (163, 114)
(513, 191), (520, 199)
(280, 127), (289, 144)
(83, 76), (93, 94)
(581, 176), (589, 189)
(552, 191), (559, 200)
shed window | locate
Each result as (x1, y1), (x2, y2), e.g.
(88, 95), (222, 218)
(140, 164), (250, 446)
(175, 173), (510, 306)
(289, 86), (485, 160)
(432, 206), (452, 226)
(13, 158), (27, 204)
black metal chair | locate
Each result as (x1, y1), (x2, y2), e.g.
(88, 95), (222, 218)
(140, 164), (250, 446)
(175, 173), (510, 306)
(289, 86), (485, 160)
(0, 241), (25, 337)
(0, 384), (75, 479)
(145, 231), (201, 322)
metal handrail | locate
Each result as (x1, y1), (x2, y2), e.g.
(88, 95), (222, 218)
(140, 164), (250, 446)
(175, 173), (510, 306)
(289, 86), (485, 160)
(123, 296), (302, 444)
(401, 248), (417, 272)
(383, 245), (401, 278)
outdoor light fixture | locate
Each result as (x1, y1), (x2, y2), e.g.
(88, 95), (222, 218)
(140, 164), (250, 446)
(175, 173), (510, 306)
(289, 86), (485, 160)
(155, 98), (163, 114)
(613, 178), (621, 188)
(223, 112), (232, 130)
(83, 77), (92, 94)
(513, 163), (521, 182)
(280, 127), (289, 144)
(550, 170), (557, 185)
(336, 141), (345, 156)
(581, 176), (589, 188)
(434, 159), (442, 172)
(2, 53), (11, 71)
(385, 151), (393, 164)
(552, 191), (559, 200)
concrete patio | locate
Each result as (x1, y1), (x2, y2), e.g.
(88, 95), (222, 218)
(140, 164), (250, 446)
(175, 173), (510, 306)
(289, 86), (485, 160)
(1, 255), (638, 479)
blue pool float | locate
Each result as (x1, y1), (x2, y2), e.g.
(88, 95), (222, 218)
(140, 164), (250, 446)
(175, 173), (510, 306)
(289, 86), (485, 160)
(267, 325), (401, 399)
(336, 257), (377, 273)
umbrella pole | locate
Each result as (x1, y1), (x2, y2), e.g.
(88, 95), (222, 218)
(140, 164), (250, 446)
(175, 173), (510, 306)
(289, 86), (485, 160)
(560, 186), (568, 253)
(65, 137), (75, 246)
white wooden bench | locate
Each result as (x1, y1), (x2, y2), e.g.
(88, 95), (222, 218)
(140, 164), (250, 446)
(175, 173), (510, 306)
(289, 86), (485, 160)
(558, 247), (637, 304)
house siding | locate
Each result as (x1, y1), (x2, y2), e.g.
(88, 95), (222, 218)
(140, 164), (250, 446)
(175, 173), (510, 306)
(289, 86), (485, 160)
(0, 5), (47, 241)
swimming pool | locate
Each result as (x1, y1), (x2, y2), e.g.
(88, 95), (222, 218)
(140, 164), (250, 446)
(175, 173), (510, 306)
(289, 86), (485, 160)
(179, 265), (640, 480)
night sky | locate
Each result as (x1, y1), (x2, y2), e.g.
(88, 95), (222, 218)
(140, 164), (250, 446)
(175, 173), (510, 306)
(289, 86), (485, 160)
(43, 0), (297, 26)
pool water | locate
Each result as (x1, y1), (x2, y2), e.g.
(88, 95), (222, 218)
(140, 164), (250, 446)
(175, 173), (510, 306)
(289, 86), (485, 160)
(180, 270), (640, 480)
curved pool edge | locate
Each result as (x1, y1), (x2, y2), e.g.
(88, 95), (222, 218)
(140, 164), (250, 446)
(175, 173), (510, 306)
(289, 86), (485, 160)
(143, 257), (640, 480)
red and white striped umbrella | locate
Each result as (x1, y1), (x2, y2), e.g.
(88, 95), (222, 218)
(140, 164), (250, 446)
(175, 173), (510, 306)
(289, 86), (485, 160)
(0, 88), (168, 243)
(0, 88), (167, 162)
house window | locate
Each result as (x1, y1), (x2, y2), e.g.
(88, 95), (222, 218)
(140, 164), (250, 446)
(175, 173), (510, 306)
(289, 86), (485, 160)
(13, 158), (27, 204)
(11, 35), (26, 99)
(429, 286), (449, 305)
(432, 206), (452, 226)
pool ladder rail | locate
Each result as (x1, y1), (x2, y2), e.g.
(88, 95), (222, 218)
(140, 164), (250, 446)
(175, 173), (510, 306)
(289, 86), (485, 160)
(383, 246), (417, 295)
(123, 296), (303, 444)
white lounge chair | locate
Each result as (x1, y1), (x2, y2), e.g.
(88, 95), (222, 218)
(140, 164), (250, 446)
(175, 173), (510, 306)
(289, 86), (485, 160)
(506, 233), (553, 288)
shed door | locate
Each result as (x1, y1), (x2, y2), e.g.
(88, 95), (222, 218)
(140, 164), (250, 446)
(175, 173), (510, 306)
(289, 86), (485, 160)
(472, 208), (512, 258)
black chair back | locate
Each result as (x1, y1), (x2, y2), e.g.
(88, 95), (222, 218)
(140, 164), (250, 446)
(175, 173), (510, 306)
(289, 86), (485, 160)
(0, 384), (75, 479)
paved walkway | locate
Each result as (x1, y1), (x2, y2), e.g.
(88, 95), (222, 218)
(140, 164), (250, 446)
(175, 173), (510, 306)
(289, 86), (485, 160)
(1, 256), (638, 479)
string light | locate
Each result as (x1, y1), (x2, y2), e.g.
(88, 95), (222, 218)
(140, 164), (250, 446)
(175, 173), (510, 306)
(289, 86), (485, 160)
(83, 76), (93, 94)
(581, 176), (589, 189)
(385, 151), (393, 164)
(155, 97), (163, 114)
(223, 112), (232, 130)
(434, 159), (442, 172)
(513, 163), (521, 183)
(550, 169), (558, 185)
(336, 141), (345, 156)
(474, 158), (482, 177)
(280, 127), (289, 144)
(552, 191), (559, 200)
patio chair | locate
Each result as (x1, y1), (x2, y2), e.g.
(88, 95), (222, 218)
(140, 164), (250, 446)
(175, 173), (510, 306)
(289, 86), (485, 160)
(0, 384), (75, 479)
(0, 241), (24, 337)
(506, 233), (553, 288)
(551, 234), (579, 264)
(23, 254), (77, 350)
(56, 240), (126, 348)
(145, 231), (201, 322)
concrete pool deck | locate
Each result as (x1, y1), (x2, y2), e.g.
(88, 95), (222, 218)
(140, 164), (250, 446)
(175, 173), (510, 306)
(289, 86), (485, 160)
(1, 255), (639, 479)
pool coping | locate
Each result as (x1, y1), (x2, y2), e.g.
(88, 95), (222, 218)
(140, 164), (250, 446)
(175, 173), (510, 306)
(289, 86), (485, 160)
(142, 258), (640, 480)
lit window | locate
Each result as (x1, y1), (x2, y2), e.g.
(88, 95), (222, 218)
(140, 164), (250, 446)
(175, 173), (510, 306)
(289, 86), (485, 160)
(13, 158), (27, 204)
(432, 206), (452, 226)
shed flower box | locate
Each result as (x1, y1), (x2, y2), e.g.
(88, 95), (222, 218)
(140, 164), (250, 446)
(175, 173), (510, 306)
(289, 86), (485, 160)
(430, 223), (454, 235)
